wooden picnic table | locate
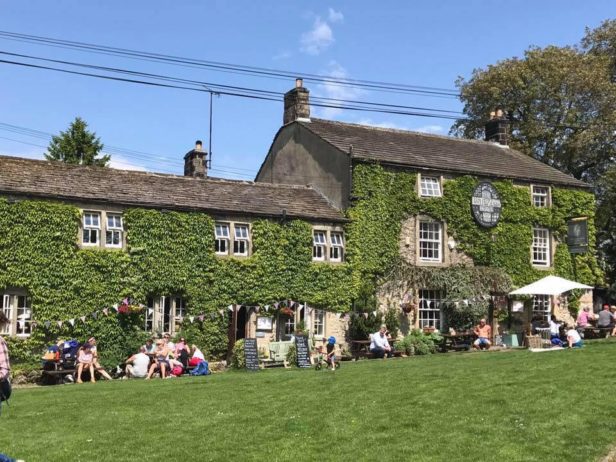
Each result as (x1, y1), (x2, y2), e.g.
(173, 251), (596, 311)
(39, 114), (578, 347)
(439, 332), (475, 352)
(351, 338), (396, 360)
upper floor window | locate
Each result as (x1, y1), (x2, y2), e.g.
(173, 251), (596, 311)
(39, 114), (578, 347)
(532, 227), (550, 266)
(532, 186), (550, 208)
(330, 232), (344, 262)
(106, 213), (123, 248)
(1, 290), (32, 337)
(418, 220), (442, 262)
(313, 231), (327, 261)
(82, 212), (101, 246)
(215, 223), (230, 255)
(214, 222), (251, 257)
(233, 224), (250, 256)
(81, 211), (124, 249)
(420, 176), (442, 197)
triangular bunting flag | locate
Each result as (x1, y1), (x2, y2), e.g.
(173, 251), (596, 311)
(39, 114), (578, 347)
(57, 320), (63, 328)
(372, 311), (377, 317)
(102, 308), (109, 316)
(363, 313), (369, 319)
(18, 320), (25, 330)
(336, 313), (342, 319)
(44, 320), (51, 328)
(218, 309), (224, 316)
(198, 314), (205, 322)
(69, 319), (75, 327)
(80, 316), (87, 323)
(210, 313), (216, 320)
(147, 308), (153, 315)
(274, 302), (279, 309)
(255, 306), (260, 313)
(92, 311), (98, 320)
(113, 304), (119, 311)
(189, 316), (195, 323)
(227, 305), (234, 311)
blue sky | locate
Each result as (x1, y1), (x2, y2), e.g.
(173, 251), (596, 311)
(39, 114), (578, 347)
(0, 1), (613, 179)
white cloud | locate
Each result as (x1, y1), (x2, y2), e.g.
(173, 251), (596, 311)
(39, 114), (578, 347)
(108, 154), (148, 171)
(328, 8), (344, 23)
(412, 124), (445, 134)
(300, 17), (334, 55)
(313, 61), (364, 119)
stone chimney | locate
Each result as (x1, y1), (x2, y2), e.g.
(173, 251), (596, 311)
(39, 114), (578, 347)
(184, 140), (208, 178)
(485, 109), (509, 145)
(283, 78), (311, 125)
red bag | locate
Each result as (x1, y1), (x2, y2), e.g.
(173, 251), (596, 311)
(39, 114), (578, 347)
(171, 365), (184, 376)
(189, 357), (202, 367)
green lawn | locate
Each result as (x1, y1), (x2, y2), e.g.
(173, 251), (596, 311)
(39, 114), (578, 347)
(2, 343), (616, 462)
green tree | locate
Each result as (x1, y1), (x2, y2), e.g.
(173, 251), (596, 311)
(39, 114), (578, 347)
(45, 117), (109, 166)
(451, 21), (616, 293)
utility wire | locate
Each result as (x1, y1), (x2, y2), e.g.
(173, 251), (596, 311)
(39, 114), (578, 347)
(0, 30), (460, 98)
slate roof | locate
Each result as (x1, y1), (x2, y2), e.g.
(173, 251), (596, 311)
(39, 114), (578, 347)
(0, 155), (345, 222)
(299, 118), (589, 188)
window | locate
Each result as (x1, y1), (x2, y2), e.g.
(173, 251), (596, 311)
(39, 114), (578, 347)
(532, 186), (550, 208)
(420, 176), (442, 197)
(532, 295), (551, 321)
(313, 231), (327, 261)
(2, 291), (32, 337)
(330, 232), (344, 262)
(312, 309), (325, 337)
(532, 227), (550, 266)
(105, 213), (123, 248)
(418, 289), (443, 330)
(283, 314), (295, 337)
(82, 212), (100, 245)
(147, 295), (186, 335)
(418, 221), (442, 262)
(233, 224), (250, 256)
(215, 223), (230, 255)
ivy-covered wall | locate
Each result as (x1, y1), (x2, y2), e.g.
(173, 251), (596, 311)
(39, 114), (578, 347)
(0, 198), (353, 364)
(345, 163), (603, 299)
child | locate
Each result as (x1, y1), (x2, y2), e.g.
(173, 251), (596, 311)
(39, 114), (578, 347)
(76, 343), (95, 384)
(325, 336), (336, 371)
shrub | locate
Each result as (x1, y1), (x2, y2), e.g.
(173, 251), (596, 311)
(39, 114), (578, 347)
(398, 329), (441, 356)
(231, 339), (245, 369)
(348, 312), (384, 340)
(286, 343), (297, 366)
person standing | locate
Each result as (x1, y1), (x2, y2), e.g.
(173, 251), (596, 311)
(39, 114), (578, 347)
(370, 325), (392, 359)
(0, 312), (12, 403)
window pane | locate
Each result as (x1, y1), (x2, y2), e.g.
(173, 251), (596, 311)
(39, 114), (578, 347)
(215, 224), (230, 238)
(532, 227), (550, 266)
(420, 177), (442, 197)
(235, 225), (249, 239)
(532, 295), (550, 321)
(418, 289), (443, 330)
(418, 221), (442, 262)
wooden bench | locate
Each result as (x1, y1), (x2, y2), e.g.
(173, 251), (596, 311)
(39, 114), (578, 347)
(582, 327), (612, 340)
(42, 366), (107, 384)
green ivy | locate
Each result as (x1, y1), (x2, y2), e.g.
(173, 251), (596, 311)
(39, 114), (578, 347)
(345, 163), (603, 305)
(0, 199), (353, 366)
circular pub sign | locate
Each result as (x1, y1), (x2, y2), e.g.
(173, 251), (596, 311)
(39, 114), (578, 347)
(471, 182), (502, 228)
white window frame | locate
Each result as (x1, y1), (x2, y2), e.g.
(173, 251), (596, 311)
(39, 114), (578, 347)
(532, 227), (551, 267)
(532, 295), (551, 321)
(147, 295), (186, 335)
(330, 232), (344, 262)
(312, 309), (325, 338)
(105, 213), (124, 248)
(2, 291), (32, 337)
(532, 185), (550, 208)
(233, 224), (250, 256)
(82, 211), (101, 246)
(418, 220), (442, 262)
(418, 289), (443, 330)
(313, 231), (327, 261)
(420, 176), (442, 197)
(215, 223), (230, 255)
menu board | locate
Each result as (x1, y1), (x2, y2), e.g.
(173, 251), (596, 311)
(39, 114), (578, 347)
(294, 335), (311, 368)
(244, 338), (260, 371)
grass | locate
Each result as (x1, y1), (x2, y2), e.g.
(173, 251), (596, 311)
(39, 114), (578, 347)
(2, 342), (616, 462)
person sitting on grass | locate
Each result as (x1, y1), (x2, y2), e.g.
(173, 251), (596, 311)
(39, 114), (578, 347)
(146, 340), (169, 380)
(174, 336), (190, 368)
(125, 347), (150, 379)
(549, 317), (564, 347)
(189, 344), (206, 367)
(142, 338), (156, 354)
(566, 327), (584, 348)
(87, 337), (113, 380)
(76, 343), (95, 384)
(473, 318), (492, 350)
(370, 325), (392, 359)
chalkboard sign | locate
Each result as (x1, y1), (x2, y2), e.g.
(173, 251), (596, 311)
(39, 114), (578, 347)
(294, 335), (311, 368)
(244, 338), (260, 371)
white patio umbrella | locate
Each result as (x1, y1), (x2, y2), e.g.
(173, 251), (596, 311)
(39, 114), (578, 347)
(508, 275), (593, 296)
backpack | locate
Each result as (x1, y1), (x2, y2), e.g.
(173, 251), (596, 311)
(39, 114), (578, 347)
(190, 360), (210, 376)
(171, 365), (184, 377)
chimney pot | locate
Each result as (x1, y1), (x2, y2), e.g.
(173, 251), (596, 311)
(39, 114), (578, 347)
(283, 78), (311, 125)
(184, 141), (208, 178)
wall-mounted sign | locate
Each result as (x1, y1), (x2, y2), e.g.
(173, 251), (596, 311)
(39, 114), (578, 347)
(471, 182), (502, 228)
(256, 316), (273, 331)
(567, 217), (588, 254)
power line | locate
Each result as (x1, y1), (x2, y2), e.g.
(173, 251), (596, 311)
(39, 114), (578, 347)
(0, 30), (460, 98)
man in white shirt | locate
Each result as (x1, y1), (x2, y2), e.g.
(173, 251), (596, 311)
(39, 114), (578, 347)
(370, 325), (392, 359)
(125, 347), (151, 378)
(566, 328), (584, 348)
